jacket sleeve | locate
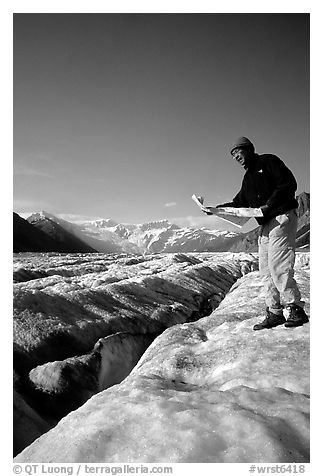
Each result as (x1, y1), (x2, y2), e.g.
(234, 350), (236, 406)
(217, 185), (248, 208)
(261, 155), (297, 217)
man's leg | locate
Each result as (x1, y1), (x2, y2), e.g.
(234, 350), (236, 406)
(253, 224), (285, 330)
(268, 210), (308, 327)
(259, 224), (282, 313)
(268, 210), (302, 306)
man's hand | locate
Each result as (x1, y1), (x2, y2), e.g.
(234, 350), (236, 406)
(201, 206), (215, 215)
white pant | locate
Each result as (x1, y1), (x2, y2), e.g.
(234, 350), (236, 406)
(259, 209), (302, 313)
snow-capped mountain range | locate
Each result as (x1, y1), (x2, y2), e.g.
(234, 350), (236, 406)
(23, 212), (240, 254)
(13, 192), (310, 254)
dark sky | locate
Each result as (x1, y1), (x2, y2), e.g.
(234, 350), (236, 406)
(13, 13), (309, 227)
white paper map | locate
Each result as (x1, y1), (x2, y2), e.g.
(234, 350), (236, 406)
(192, 194), (263, 228)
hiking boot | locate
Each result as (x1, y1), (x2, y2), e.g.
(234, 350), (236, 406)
(284, 304), (309, 328)
(253, 308), (286, 331)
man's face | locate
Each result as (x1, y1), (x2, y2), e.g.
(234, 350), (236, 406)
(231, 148), (251, 167)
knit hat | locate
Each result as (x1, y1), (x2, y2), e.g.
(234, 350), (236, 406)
(230, 137), (255, 155)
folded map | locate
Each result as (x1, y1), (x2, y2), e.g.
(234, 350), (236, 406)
(192, 194), (263, 228)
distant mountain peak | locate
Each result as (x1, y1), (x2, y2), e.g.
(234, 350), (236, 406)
(14, 213), (96, 253)
(139, 219), (179, 231)
(90, 218), (119, 228)
(28, 210), (59, 222)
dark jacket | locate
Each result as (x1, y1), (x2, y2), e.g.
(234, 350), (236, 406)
(220, 153), (299, 225)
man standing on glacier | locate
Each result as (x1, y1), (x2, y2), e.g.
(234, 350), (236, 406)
(203, 136), (308, 330)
